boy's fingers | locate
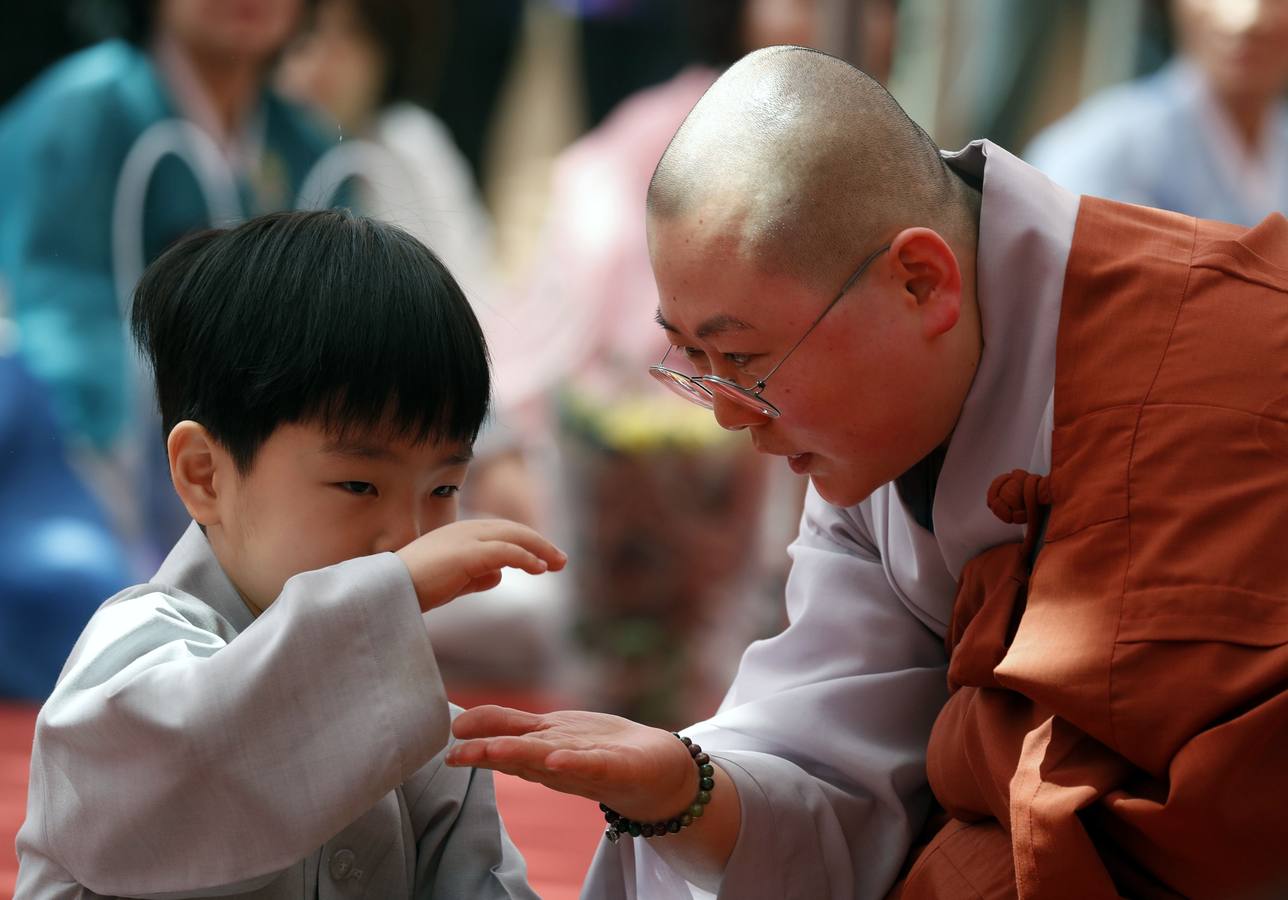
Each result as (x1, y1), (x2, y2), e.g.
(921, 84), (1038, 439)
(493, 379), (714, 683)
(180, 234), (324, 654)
(468, 520), (566, 568)
(472, 542), (552, 577)
(458, 572), (503, 597)
(508, 546), (553, 575)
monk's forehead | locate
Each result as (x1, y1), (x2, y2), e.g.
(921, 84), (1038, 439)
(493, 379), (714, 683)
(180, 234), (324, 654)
(651, 221), (812, 337)
(648, 198), (758, 264)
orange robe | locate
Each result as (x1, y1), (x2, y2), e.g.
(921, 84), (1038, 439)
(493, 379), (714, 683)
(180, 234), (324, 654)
(900, 198), (1288, 899)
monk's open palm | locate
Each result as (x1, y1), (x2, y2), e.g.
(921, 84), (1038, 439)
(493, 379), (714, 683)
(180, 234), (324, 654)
(447, 706), (697, 822)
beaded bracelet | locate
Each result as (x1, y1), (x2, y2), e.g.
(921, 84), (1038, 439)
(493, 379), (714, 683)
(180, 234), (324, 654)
(601, 734), (715, 844)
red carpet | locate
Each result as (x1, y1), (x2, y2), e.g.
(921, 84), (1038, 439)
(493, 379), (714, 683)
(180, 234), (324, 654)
(0, 705), (34, 900)
(0, 696), (601, 899)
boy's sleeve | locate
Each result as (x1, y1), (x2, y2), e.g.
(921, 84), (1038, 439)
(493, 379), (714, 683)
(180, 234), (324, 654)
(16, 552), (449, 898)
(405, 716), (539, 899)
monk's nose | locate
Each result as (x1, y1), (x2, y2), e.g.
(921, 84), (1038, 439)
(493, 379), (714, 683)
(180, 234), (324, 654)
(711, 391), (765, 432)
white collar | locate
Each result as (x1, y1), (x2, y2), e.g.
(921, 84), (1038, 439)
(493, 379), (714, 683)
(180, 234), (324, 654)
(932, 140), (1079, 577)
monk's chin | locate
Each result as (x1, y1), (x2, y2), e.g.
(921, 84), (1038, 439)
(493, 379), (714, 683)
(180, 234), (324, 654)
(808, 470), (879, 509)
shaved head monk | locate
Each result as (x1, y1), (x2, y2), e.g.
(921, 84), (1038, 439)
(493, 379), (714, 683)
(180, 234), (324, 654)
(449, 46), (1288, 899)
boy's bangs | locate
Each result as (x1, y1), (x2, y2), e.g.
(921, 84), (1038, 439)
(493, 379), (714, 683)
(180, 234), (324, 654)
(283, 218), (492, 450)
(307, 340), (491, 451)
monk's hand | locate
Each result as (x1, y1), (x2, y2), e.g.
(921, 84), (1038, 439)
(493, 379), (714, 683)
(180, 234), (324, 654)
(447, 706), (699, 823)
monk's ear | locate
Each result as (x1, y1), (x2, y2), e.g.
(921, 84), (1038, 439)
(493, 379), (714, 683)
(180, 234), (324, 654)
(167, 421), (230, 526)
(888, 227), (963, 339)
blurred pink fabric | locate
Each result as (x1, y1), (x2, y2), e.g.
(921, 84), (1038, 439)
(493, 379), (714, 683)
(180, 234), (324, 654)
(487, 67), (719, 418)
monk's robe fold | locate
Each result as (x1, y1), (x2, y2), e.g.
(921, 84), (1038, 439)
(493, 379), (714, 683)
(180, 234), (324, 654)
(901, 198), (1288, 900)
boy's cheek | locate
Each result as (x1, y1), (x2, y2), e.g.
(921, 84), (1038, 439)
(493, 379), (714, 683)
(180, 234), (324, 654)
(425, 500), (460, 535)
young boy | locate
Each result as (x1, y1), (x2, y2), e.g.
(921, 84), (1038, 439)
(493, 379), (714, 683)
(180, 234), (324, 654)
(15, 210), (566, 898)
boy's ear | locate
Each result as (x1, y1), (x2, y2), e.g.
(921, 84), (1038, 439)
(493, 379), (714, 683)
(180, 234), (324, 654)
(167, 421), (229, 526)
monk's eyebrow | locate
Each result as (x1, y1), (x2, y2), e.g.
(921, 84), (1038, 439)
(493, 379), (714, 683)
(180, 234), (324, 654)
(654, 309), (755, 339)
(654, 309), (678, 333)
(695, 314), (754, 339)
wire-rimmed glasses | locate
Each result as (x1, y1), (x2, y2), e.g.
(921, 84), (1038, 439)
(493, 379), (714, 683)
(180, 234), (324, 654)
(648, 243), (891, 419)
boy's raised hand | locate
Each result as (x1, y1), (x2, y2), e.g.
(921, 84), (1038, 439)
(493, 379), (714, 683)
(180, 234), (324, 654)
(395, 519), (566, 612)
(445, 706), (700, 825)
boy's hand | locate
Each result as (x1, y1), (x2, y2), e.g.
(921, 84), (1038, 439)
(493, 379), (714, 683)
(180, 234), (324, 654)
(395, 519), (566, 612)
(446, 706), (699, 824)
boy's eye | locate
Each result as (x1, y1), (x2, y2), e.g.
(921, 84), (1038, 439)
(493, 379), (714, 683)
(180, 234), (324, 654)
(432, 485), (460, 498)
(338, 481), (377, 496)
(722, 352), (756, 368)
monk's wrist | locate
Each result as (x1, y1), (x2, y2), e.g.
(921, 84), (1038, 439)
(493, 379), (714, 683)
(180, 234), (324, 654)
(602, 733), (710, 841)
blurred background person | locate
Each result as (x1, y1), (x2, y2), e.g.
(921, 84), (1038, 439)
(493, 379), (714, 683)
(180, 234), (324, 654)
(0, 0), (337, 581)
(487, 0), (898, 727)
(0, 298), (130, 701)
(566, 0), (692, 129)
(277, 0), (497, 309)
(426, 0), (526, 188)
(1026, 0), (1288, 223)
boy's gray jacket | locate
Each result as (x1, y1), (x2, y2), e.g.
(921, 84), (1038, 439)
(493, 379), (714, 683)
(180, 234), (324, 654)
(15, 523), (538, 899)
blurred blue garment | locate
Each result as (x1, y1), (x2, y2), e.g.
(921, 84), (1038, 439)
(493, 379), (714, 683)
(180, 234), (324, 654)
(0, 351), (130, 700)
(0, 39), (336, 454)
(1025, 60), (1288, 226)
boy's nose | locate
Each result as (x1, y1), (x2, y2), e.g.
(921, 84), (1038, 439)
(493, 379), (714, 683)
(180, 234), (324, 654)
(377, 513), (423, 554)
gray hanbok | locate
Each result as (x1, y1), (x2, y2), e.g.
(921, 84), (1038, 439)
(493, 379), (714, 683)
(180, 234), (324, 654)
(16, 523), (537, 899)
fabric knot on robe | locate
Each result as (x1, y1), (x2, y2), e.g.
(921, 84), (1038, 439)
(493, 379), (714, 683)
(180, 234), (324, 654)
(985, 470), (1051, 526)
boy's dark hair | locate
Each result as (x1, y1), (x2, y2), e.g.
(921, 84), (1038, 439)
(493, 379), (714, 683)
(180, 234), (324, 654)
(131, 209), (490, 472)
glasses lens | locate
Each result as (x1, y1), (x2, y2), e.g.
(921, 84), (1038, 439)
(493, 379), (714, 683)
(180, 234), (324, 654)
(649, 366), (715, 409)
(702, 378), (780, 418)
